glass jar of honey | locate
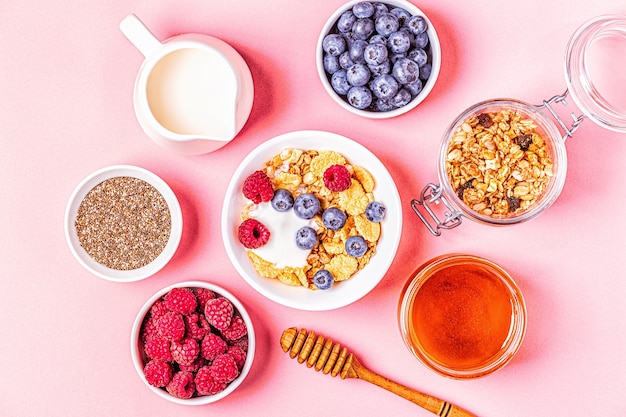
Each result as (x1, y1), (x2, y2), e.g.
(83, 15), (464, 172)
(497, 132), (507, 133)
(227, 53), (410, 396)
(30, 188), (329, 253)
(412, 15), (626, 235)
(398, 254), (526, 379)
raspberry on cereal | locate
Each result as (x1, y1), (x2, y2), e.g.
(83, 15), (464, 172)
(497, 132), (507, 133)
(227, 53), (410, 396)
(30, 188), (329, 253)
(195, 366), (227, 396)
(143, 360), (172, 387)
(242, 170), (274, 204)
(204, 297), (234, 330)
(238, 218), (271, 249)
(164, 287), (197, 315)
(323, 164), (352, 192)
(166, 371), (195, 399)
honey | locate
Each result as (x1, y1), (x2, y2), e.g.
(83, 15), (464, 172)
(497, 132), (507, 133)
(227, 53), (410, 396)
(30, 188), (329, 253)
(398, 254), (526, 379)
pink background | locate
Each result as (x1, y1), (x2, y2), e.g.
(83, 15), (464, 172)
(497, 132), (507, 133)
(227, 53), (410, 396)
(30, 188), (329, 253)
(1, 0), (625, 416)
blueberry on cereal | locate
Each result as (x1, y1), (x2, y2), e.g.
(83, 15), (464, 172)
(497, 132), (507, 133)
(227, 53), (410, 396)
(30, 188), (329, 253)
(345, 235), (368, 257)
(365, 201), (386, 222)
(322, 207), (347, 230)
(293, 193), (321, 219)
(295, 226), (318, 250)
(271, 188), (294, 212)
(313, 270), (335, 290)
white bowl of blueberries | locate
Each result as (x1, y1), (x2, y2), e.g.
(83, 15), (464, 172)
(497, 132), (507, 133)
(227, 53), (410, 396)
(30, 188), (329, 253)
(317, 0), (441, 118)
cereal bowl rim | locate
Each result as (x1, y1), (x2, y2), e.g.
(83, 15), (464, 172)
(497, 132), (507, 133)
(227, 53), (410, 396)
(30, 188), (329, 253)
(130, 280), (256, 405)
(64, 165), (183, 282)
(221, 130), (402, 311)
(316, 0), (441, 119)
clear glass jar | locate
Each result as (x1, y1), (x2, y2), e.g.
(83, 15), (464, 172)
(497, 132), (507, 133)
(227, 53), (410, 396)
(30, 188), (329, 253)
(413, 15), (626, 235)
(398, 254), (527, 379)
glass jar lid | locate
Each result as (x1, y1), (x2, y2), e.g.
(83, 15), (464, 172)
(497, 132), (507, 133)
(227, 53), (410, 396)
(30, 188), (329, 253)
(565, 15), (626, 133)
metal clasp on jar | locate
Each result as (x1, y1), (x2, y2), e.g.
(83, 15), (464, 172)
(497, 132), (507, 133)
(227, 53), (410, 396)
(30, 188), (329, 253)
(536, 89), (586, 140)
(411, 183), (463, 236)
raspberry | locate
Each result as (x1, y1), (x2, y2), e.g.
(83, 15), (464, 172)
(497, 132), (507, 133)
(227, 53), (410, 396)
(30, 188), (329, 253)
(140, 317), (158, 343)
(170, 337), (200, 366)
(195, 366), (227, 396)
(221, 315), (248, 341)
(166, 371), (195, 399)
(201, 333), (228, 361)
(193, 288), (216, 312)
(227, 345), (247, 371)
(184, 313), (210, 340)
(157, 311), (185, 342)
(242, 170), (274, 204)
(149, 300), (169, 322)
(229, 335), (249, 352)
(164, 287), (197, 315)
(210, 354), (239, 383)
(237, 218), (271, 249)
(144, 336), (173, 362)
(179, 356), (206, 373)
(204, 297), (234, 330)
(143, 360), (172, 387)
(323, 164), (352, 191)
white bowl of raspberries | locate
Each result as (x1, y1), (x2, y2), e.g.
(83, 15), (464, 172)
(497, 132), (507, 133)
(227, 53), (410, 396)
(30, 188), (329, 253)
(317, 0), (441, 118)
(131, 281), (254, 405)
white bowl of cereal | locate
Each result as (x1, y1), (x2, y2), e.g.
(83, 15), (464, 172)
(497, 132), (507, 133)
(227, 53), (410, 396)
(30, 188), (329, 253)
(64, 165), (183, 282)
(221, 130), (402, 311)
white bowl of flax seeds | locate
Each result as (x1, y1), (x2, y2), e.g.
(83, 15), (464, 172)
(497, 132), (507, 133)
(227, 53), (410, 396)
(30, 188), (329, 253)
(64, 165), (183, 282)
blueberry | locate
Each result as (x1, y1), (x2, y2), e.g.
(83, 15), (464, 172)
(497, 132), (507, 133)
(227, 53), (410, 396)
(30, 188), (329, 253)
(363, 43), (388, 66)
(390, 53), (407, 64)
(370, 74), (399, 99)
(392, 58), (420, 84)
(375, 13), (399, 36)
(369, 34), (387, 45)
(339, 51), (355, 69)
(345, 235), (368, 257)
(313, 270), (334, 290)
(375, 97), (395, 112)
(331, 69), (351, 95)
(368, 59), (391, 76)
(295, 226), (318, 250)
(346, 63), (371, 86)
(365, 201), (386, 222)
(389, 7), (411, 26)
(388, 31), (412, 54)
(293, 193), (320, 219)
(337, 10), (357, 33)
(352, 18), (375, 40)
(271, 188), (294, 212)
(352, 2), (375, 18)
(348, 39), (368, 63)
(347, 86), (373, 110)
(405, 79), (423, 96)
(414, 32), (429, 49)
(322, 207), (347, 230)
(419, 63), (432, 80)
(407, 48), (428, 67)
(323, 54), (340, 74)
(407, 15), (428, 35)
(391, 88), (412, 107)
(372, 2), (389, 19)
(322, 34), (347, 57)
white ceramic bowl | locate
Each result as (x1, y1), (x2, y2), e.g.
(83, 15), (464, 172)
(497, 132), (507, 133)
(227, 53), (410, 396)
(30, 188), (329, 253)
(317, 0), (441, 118)
(64, 165), (183, 282)
(221, 130), (402, 310)
(130, 281), (255, 405)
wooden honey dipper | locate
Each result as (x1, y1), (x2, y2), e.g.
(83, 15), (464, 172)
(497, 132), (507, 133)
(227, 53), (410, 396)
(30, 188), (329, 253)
(280, 327), (477, 417)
